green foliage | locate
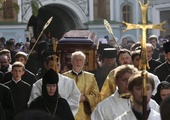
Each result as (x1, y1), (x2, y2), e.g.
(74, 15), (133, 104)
(31, 0), (39, 17)
(0, 0), (42, 17)
(13, 2), (20, 14)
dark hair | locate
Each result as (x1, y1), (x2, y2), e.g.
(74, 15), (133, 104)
(128, 71), (155, 92)
(117, 49), (131, 59)
(6, 40), (14, 46)
(127, 39), (135, 44)
(160, 96), (170, 120)
(130, 42), (141, 51)
(154, 81), (170, 105)
(45, 55), (59, 65)
(15, 43), (21, 47)
(131, 50), (141, 61)
(0, 37), (5, 42)
(14, 52), (28, 61)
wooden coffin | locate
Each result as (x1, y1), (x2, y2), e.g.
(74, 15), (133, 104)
(57, 30), (99, 50)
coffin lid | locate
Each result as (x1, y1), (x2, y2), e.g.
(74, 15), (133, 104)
(57, 30), (99, 50)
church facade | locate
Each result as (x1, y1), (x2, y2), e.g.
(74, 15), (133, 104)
(0, 0), (170, 43)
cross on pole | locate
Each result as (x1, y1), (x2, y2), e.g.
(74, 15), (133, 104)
(123, 0), (166, 69)
(122, 0), (166, 120)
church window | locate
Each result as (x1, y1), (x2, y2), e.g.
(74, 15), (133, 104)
(122, 4), (132, 23)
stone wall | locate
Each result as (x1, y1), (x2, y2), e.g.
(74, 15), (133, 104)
(94, 0), (110, 20)
(0, 0), (18, 22)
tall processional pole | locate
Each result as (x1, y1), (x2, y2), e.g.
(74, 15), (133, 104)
(28, 17), (53, 59)
(122, 0), (166, 120)
(52, 38), (58, 74)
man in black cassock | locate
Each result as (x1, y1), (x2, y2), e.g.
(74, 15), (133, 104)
(0, 83), (15, 120)
(4, 62), (31, 115)
(94, 48), (117, 91)
(2, 52), (37, 87)
(154, 42), (170, 81)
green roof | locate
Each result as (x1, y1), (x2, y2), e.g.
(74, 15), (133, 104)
(0, 22), (27, 25)
(85, 20), (122, 25)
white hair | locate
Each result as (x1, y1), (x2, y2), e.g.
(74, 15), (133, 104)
(71, 51), (86, 61)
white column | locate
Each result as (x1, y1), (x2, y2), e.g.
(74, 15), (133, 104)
(115, 0), (120, 21)
(110, 0), (114, 21)
(152, 6), (160, 36)
(18, 0), (22, 22)
(136, 0), (140, 41)
(89, 0), (94, 21)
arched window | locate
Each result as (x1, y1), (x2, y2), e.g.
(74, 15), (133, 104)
(122, 4), (132, 23)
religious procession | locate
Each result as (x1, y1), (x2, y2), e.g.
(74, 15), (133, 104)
(0, 0), (170, 120)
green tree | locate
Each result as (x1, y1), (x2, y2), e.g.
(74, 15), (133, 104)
(0, 0), (42, 17)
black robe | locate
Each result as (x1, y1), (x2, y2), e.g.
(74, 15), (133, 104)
(0, 83), (15, 120)
(0, 103), (6, 120)
(147, 59), (161, 73)
(94, 66), (116, 91)
(29, 96), (74, 120)
(2, 69), (37, 87)
(0, 71), (4, 83)
(4, 80), (31, 114)
(152, 48), (160, 60)
(154, 61), (170, 81)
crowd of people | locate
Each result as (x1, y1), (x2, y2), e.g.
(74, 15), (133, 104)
(0, 34), (170, 120)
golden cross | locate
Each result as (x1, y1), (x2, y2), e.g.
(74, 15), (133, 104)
(123, 1), (166, 120)
(123, 0), (166, 70)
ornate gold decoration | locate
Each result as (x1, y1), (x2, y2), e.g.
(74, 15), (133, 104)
(118, 92), (131, 99)
(123, 0), (166, 71)
(104, 19), (121, 50)
(28, 17), (53, 58)
(123, 1), (166, 119)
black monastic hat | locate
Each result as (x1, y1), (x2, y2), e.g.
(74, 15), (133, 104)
(163, 42), (170, 54)
(97, 44), (113, 54)
(42, 68), (59, 85)
(102, 48), (117, 58)
(41, 48), (59, 63)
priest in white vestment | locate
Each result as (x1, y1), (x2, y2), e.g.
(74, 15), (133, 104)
(28, 55), (81, 116)
(114, 108), (160, 120)
(114, 71), (161, 120)
(91, 65), (159, 120)
(92, 88), (159, 120)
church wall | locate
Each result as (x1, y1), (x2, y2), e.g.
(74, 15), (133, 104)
(0, 0), (169, 43)
(22, 0), (88, 24)
(0, 24), (27, 43)
(148, 2), (170, 37)
(93, 0), (110, 20)
(0, 0), (18, 22)
(0, 0), (26, 43)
